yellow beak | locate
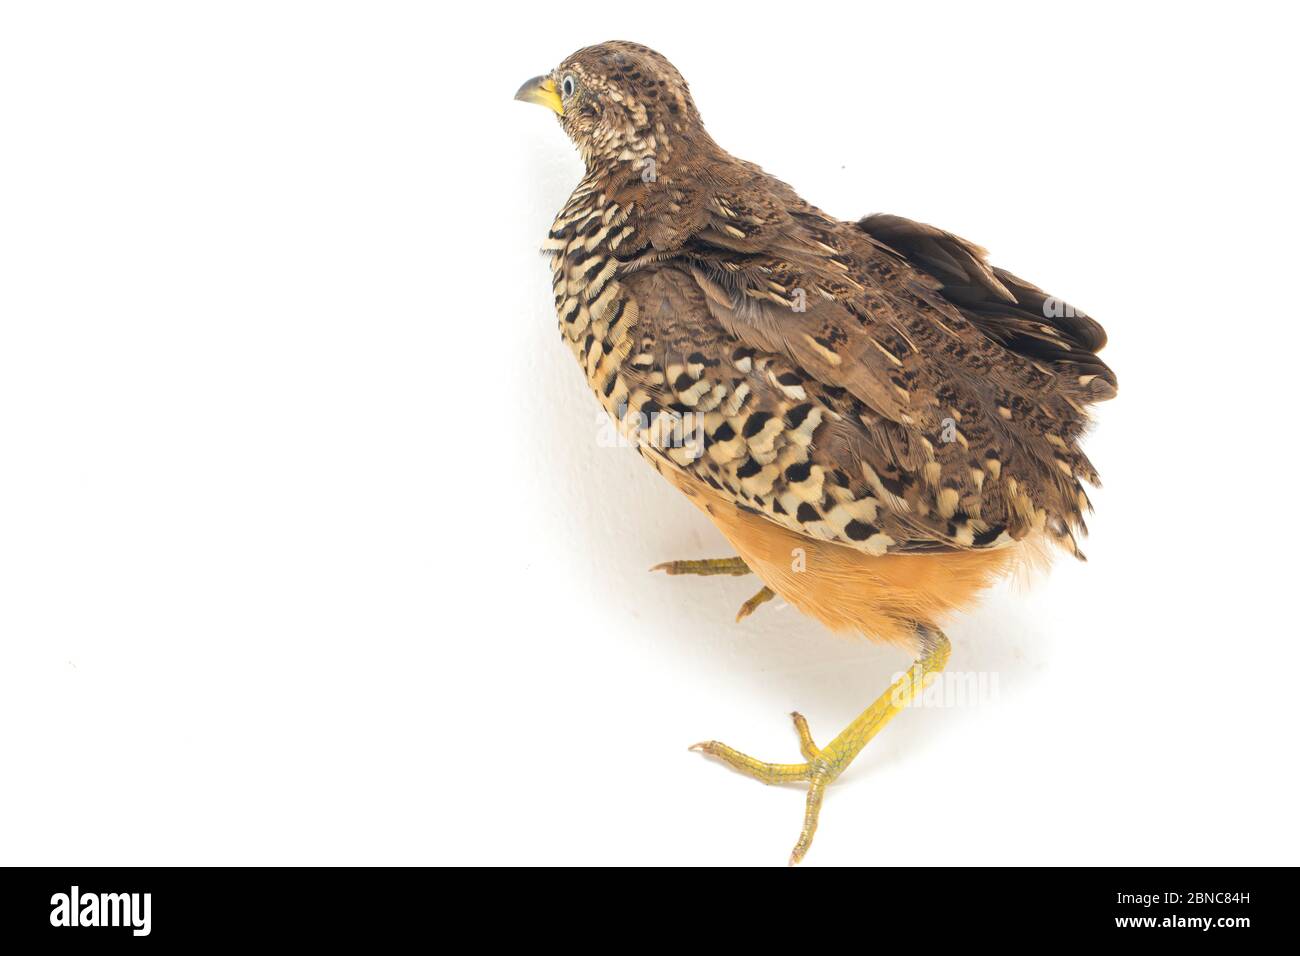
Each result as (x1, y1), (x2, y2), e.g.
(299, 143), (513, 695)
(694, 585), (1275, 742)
(514, 75), (563, 116)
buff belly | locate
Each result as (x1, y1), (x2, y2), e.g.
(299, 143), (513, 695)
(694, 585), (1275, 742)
(664, 467), (1023, 649)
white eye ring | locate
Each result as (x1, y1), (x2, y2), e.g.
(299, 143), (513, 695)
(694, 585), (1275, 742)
(561, 75), (576, 98)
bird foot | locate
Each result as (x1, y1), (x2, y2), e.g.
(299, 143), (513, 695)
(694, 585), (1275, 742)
(651, 557), (775, 621)
(735, 586), (775, 621)
(690, 711), (839, 866)
(689, 634), (948, 865)
(650, 557), (751, 576)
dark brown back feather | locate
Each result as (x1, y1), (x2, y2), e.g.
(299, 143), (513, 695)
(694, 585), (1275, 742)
(857, 214), (1117, 399)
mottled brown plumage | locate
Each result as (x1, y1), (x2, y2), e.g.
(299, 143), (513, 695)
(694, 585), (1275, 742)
(517, 41), (1114, 863)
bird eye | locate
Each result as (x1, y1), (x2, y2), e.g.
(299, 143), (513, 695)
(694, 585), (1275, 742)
(561, 75), (576, 99)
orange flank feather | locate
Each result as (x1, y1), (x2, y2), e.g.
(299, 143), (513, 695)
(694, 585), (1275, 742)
(666, 468), (1026, 649)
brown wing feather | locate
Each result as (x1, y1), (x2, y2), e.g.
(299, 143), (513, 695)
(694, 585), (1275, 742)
(856, 213), (1116, 398)
(595, 160), (1113, 557)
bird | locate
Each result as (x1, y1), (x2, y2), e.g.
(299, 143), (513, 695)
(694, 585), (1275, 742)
(515, 41), (1115, 865)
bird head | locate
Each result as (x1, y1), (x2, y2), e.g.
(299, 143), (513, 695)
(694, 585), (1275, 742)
(514, 42), (710, 173)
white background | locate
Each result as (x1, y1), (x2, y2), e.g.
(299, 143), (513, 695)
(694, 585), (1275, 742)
(2, 1), (1297, 867)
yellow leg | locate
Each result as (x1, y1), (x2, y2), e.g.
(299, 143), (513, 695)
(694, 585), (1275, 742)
(735, 586), (775, 621)
(692, 626), (951, 865)
(650, 557), (751, 576)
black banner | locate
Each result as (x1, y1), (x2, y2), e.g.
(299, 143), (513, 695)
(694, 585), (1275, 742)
(0, 866), (1281, 944)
